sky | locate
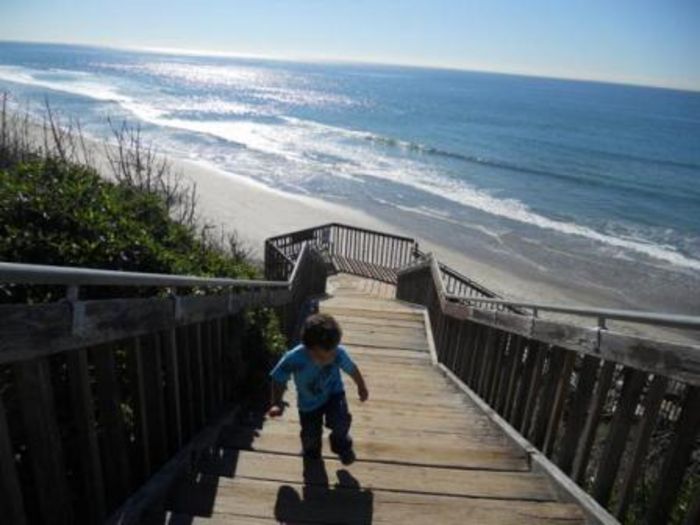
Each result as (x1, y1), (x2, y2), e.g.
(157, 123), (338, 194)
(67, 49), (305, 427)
(1, 0), (699, 90)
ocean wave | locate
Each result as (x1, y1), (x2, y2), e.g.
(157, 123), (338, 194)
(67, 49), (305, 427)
(365, 168), (700, 271)
(0, 65), (128, 103)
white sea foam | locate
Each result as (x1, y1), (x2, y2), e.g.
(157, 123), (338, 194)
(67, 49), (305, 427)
(0, 65), (127, 103)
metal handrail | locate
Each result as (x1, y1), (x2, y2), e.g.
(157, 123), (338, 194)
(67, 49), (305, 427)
(446, 293), (700, 330)
(0, 261), (289, 289)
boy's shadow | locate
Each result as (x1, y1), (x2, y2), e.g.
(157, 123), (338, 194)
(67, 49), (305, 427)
(274, 458), (374, 524)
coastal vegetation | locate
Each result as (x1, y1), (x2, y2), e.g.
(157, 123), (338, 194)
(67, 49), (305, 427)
(0, 91), (285, 393)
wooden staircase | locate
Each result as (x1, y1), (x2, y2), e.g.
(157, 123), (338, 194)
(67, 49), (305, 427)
(160, 274), (586, 524)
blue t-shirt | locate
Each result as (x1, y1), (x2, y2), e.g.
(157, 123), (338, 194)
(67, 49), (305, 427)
(270, 344), (356, 412)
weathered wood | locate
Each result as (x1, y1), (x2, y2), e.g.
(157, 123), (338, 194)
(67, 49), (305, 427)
(177, 325), (195, 441)
(613, 374), (668, 519)
(142, 333), (168, 471)
(592, 368), (647, 506)
(530, 347), (564, 448)
(200, 450), (556, 501)
(191, 323), (207, 428)
(647, 385), (700, 524)
(66, 347), (106, 523)
(13, 358), (73, 524)
(502, 336), (525, 417)
(0, 291), (288, 365)
(93, 343), (132, 506)
(169, 476), (585, 525)
(0, 394), (26, 525)
(520, 342), (547, 437)
(443, 300), (700, 387)
(556, 355), (600, 474)
(162, 328), (183, 453)
(510, 340), (540, 430)
(128, 337), (151, 480)
(543, 350), (576, 456)
(572, 361), (616, 485)
(201, 320), (216, 418)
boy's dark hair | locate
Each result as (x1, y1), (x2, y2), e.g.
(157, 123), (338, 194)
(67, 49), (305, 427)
(301, 313), (342, 351)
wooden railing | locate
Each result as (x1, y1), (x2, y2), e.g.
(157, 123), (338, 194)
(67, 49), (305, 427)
(265, 223), (421, 284)
(396, 255), (700, 524)
(0, 243), (327, 525)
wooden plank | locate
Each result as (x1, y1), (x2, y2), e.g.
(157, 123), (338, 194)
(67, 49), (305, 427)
(168, 476), (584, 525)
(198, 450), (556, 501)
(555, 355), (600, 475)
(0, 291), (289, 365)
(200, 320), (215, 419)
(0, 394), (26, 525)
(163, 329), (183, 453)
(519, 342), (547, 436)
(442, 301), (700, 386)
(613, 374), (668, 519)
(592, 368), (647, 506)
(13, 358), (73, 524)
(177, 325), (195, 441)
(647, 385), (700, 524)
(128, 337), (152, 480)
(191, 323), (207, 428)
(572, 361), (616, 484)
(220, 426), (528, 471)
(502, 336), (525, 417)
(93, 343), (132, 507)
(542, 350), (576, 456)
(529, 347), (563, 448)
(66, 347), (106, 523)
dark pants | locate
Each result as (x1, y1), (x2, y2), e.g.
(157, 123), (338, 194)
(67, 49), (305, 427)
(299, 392), (353, 456)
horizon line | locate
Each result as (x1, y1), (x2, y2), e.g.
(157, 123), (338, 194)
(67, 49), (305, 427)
(2, 38), (699, 94)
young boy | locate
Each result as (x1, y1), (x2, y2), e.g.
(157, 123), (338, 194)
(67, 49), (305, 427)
(267, 313), (369, 465)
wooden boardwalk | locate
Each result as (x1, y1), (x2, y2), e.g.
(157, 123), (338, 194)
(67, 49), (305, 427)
(162, 274), (585, 524)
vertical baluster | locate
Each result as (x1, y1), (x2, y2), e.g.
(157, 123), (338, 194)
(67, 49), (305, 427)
(163, 328), (183, 453)
(592, 368), (647, 506)
(93, 343), (131, 508)
(14, 357), (72, 524)
(66, 347), (106, 522)
(647, 385), (700, 524)
(542, 350), (576, 456)
(0, 394), (26, 525)
(572, 361), (616, 484)
(614, 374), (668, 519)
(556, 355), (600, 474)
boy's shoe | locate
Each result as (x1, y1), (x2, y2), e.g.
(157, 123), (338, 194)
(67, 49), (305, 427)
(339, 449), (356, 465)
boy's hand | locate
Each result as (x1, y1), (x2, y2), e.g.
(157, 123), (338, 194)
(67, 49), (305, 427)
(358, 384), (369, 402)
(267, 404), (284, 418)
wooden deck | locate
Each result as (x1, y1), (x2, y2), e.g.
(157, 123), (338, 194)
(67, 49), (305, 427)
(161, 274), (585, 524)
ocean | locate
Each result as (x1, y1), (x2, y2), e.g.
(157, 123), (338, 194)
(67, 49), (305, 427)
(1, 41), (698, 314)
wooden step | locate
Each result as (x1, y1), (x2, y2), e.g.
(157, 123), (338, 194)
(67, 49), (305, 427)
(166, 477), (584, 525)
(196, 450), (557, 501)
(218, 425), (528, 471)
